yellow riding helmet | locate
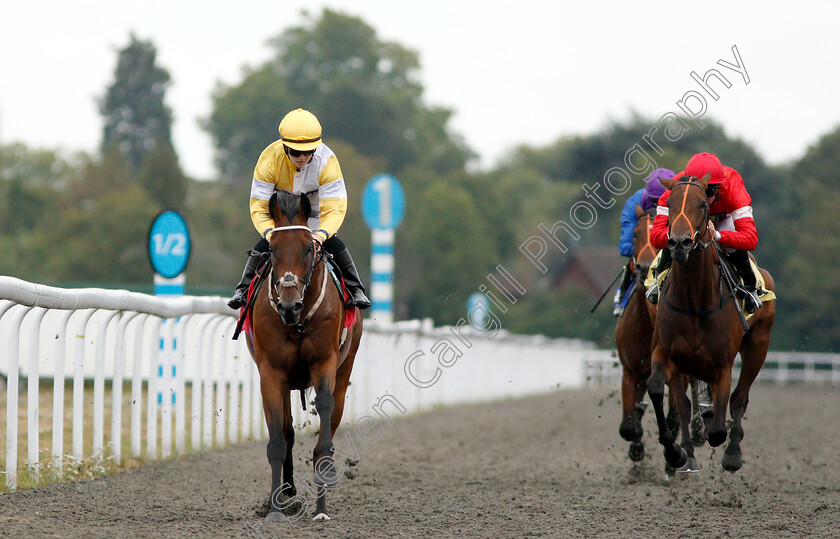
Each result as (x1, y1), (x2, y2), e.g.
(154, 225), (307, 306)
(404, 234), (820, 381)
(278, 108), (322, 151)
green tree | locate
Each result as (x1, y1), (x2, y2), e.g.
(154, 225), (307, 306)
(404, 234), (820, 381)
(99, 33), (186, 209)
(137, 141), (187, 210)
(204, 9), (472, 186)
(100, 33), (173, 170)
(203, 66), (297, 183)
(777, 178), (840, 350)
(0, 144), (70, 236)
(402, 180), (497, 324)
(32, 184), (160, 283)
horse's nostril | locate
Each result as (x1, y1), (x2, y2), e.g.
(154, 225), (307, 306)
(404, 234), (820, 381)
(666, 238), (676, 249)
(681, 238), (693, 249)
(292, 302), (304, 314)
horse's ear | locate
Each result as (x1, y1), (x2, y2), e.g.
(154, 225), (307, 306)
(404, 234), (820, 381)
(299, 193), (312, 221)
(635, 204), (645, 218)
(268, 192), (279, 221)
(659, 177), (676, 190)
(697, 173), (711, 189)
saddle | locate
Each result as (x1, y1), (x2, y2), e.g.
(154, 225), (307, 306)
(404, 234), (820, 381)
(644, 249), (776, 321)
(615, 279), (638, 318)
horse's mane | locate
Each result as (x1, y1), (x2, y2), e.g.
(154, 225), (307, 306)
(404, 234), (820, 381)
(268, 191), (311, 224)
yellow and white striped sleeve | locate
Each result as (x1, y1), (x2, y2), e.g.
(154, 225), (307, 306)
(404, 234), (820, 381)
(315, 154), (347, 240)
(249, 148), (278, 238)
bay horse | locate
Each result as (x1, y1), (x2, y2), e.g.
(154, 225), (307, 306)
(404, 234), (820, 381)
(616, 206), (704, 464)
(647, 175), (775, 473)
(616, 205), (658, 461)
(246, 191), (363, 521)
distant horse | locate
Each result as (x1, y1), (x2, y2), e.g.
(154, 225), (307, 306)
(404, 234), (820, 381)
(246, 191), (363, 521)
(648, 175), (775, 472)
(616, 206), (658, 461)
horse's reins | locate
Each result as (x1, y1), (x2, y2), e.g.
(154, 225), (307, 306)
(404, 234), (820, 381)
(662, 180), (739, 319)
(266, 225), (328, 331)
(667, 180), (713, 251)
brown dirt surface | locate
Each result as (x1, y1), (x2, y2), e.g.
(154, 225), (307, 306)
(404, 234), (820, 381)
(1, 384), (838, 538)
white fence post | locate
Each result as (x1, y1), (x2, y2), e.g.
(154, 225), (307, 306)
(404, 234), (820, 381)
(93, 311), (120, 460)
(4, 304), (31, 489)
(146, 317), (162, 460)
(72, 309), (95, 462)
(51, 309), (74, 475)
(174, 316), (188, 455)
(130, 314), (148, 459)
(26, 308), (48, 478)
(111, 311), (141, 465)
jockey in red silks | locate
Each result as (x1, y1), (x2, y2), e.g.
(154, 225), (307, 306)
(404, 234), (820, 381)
(646, 152), (764, 313)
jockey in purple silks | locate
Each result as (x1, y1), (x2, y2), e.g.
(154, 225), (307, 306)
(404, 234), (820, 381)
(613, 168), (674, 316)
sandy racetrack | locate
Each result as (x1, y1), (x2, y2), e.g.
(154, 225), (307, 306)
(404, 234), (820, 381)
(1, 384), (838, 538)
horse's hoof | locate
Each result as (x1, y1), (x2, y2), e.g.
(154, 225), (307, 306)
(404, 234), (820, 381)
(265, 511), (289, 523)
(721, 452), (743, 472)
(628, 441), (645, 462)
(664, 446), (687, 469)
(312, 512), (331, 521)
(676, 457), (700, 473)
(619, 419), (637, 442)
(707, 428), (727, 447)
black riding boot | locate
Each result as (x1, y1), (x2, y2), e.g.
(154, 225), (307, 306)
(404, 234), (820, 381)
(330, 247), (371, 310)
(727, 250), (762, 314)
(228, 250), (262, 309)
(645, 249), (672, 304)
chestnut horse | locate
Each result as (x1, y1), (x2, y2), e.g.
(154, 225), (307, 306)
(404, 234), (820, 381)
(616, 206), (658, 461)
(648, 175), (775, 472)
(616, 206), (704, 464)
(246, 191), (363, 521)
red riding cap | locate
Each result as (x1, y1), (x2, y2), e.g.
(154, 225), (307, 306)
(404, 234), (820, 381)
(683, 152), (725, 184)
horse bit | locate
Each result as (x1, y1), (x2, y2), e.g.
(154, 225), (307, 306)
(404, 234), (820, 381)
(667, 179), (714, 251)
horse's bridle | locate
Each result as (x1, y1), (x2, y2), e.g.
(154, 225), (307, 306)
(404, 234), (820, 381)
(667, 179), (714, 251)
(661, 180), (737, 318)
(266, 225), (327, 328)
(633, 213), (657, 278)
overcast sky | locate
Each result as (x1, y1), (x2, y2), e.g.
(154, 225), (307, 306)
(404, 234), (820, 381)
(2, 1), (839, 179)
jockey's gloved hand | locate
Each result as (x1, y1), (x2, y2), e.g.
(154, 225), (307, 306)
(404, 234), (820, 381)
(707, 220), (723, 241)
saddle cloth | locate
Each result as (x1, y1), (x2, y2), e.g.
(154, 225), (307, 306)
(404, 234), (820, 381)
(240, 259), (357, 338)
(644, 251), (776, 320)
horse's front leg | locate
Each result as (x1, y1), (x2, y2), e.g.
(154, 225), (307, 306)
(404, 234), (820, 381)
(648, 345), (688, 469)
(258, 367), (293, 522)
(311, 358), (339, 520)
(619, 366), (646, 462)
(705, 368), (732, 449)
(281, 390), (296, 498)
(671, 375), (699, 473)
(722, 326), (770, 472)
